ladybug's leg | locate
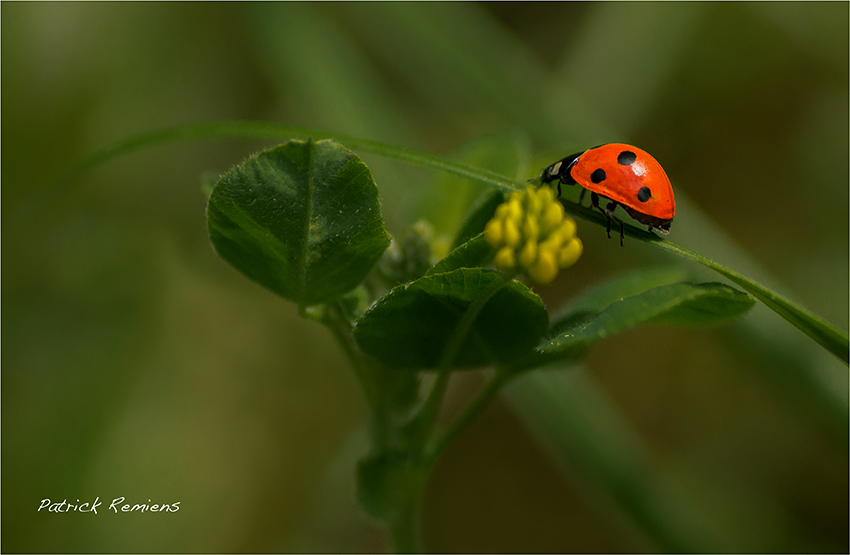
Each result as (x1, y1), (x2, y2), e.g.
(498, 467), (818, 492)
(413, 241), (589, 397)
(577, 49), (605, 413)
(603, 200), (626, 247)
(591, 194), (626, 245)
(606, 205), (623, 247)
(590, 193), (612, 238)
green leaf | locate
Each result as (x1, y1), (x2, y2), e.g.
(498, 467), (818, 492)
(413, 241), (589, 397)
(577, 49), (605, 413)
(650, 238), (850, 364)
(642, 283), (755, 326)
(555, 265), (689, 318)
(425, 232), (492, 276)
(353, 268), (548, 369)
(206, 139), (390, 307)
(541, 282), (755, 353)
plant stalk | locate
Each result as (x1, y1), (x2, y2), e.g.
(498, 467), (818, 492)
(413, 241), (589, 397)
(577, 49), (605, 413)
(411, 272), (515, 457)
(426, 369), (508, 464)
(390, 500), (421, 553)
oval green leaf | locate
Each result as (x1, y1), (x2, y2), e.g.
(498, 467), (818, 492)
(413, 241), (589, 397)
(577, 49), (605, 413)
(540, 281), (755, 353)
(553, 265), (689, 320)
(353, 268), (548, 369)
(206, 139), (390, 306)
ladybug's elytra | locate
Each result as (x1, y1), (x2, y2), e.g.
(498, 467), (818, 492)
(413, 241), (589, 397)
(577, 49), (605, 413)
(535, 144), (675, 246)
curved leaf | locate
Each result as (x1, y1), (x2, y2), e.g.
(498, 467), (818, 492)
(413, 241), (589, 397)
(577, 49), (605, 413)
(353, 268), (548, 369)
(206, 139), (390, 306)
(554, 265), (689, 319)
(651, 238), (850, 364)
(540, 281), (755, 353)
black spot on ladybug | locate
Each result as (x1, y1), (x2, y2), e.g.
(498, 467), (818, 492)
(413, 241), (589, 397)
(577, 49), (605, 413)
(618, 151), (637, 166)
(590, 168), (606, 183)
(637, 186), (652, 202)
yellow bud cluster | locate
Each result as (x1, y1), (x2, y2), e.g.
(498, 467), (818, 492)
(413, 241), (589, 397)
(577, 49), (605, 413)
(485, 187), (583, 285)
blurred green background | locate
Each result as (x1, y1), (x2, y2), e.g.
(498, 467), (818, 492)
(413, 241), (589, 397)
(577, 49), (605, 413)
(2, 2), (847, 552)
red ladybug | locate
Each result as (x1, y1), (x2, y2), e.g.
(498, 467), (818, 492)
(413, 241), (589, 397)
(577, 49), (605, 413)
(536, 144), (675, 245)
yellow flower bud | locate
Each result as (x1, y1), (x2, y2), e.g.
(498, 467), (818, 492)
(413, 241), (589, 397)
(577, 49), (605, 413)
(503, 218), (521, 247)
(523, 188), (541, 216)
(523, 215), (539, 241)
(542, 201), (565, 234)
(559, 238), (583, 268)
(484, 218), (502, 246)
(494, 246), (516, 271)
(539, 230), (563, 255)
(483, 186), (582, 285)
(536, 185), (555, 206)
(529, 251), (558, 285)
(506, 196), (523, 221)
(559, 218), (577, 240)
(519, 240), (537, 268)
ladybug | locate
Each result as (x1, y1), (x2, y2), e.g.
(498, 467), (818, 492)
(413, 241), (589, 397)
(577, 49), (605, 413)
(535, 144), (675, 245)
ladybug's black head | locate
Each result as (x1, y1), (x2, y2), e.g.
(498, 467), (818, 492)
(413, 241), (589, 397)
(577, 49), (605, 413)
(539, 151), (583, 186)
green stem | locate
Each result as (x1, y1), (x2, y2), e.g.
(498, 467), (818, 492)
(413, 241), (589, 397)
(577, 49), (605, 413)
(38, 120), (519, 210)
(390, 503), (420, 554)
(322, 303), (372, 404)
(411, 272), (515, 456)
(387, 272), (513, 551)
(322, 302), (393, 451)
(426, 370), (509, 464)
